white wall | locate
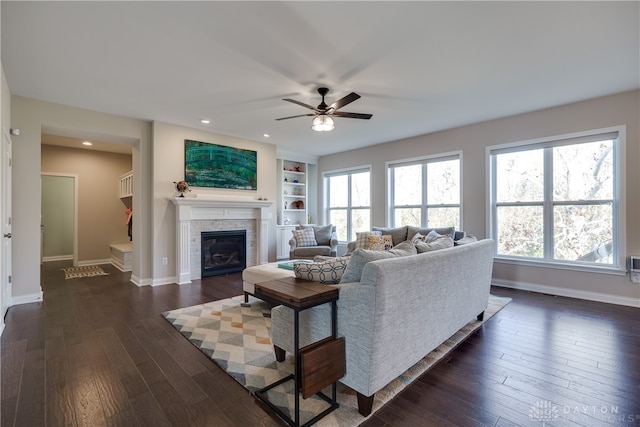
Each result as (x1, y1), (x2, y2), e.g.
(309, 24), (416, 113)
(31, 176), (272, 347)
(10, 96), (152, 299)
(318, 90), (640, 306)
(151, 121), (278, 285)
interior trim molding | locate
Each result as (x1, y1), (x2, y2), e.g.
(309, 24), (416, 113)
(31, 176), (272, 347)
(11, 290), (44, 307)
(492, 278), (639, 308)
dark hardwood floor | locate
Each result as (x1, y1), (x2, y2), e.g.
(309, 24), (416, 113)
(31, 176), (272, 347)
(1, 261), (638, 426)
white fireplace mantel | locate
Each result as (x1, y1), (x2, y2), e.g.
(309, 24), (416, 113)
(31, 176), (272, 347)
(170, 196), (273, 284)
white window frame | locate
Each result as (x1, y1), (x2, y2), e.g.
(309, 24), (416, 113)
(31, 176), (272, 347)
(486, 126), (626, 275)
(324, 165), (372, 243)
(386, 151), (463, 229)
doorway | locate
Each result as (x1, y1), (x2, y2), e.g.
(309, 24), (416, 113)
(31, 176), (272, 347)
(41, 173), (78, 266)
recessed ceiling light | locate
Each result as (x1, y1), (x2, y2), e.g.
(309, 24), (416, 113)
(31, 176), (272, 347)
(263, 133), (270, 138)
(82, 141), (93, 146)
(200, 119), (211, 124)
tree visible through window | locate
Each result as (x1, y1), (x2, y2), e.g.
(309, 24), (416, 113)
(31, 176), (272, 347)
(325, 168), (371, 242)
(389, 155), (461, 229)
(490, 131), (619, 267)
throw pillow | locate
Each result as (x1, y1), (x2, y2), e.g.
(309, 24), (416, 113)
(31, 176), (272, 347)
(292, 228), (317, 247)
(293, 257), (349, 284)
(340, 242), (416, 283)
(367, 234), (393, 251)
(407, 226), (455, 240)
(425, 229), (445, 243)
(372, 226), (408, 246)
(340, 249), (398, 283)
(414, 235), (454, 253)
(354, 230), (382, 250)
(410, 232), (427, 243)
(454, 235), (478, 245)
(389, 241), (418, 257)
(313, 224), (333, 246)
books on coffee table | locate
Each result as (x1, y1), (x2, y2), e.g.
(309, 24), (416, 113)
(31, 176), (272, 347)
(278, 260), (314, 270)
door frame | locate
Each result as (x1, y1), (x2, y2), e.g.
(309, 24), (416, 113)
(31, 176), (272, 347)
(41, 172), (78, 266)
(1, 128), (13, 326)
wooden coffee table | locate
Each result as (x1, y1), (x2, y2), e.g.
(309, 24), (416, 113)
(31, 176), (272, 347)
(253, 277), (344, 427)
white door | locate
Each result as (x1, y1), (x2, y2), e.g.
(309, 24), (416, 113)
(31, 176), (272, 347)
(1, 129), (12, 320)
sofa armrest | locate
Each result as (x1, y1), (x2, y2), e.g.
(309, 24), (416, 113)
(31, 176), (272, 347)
(289, 235), (298, 251)
(330, 232), (339, 251)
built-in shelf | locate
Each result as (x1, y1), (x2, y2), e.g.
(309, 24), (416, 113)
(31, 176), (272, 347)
(278, 159), (308, 226)
(119, 170), (133, 198)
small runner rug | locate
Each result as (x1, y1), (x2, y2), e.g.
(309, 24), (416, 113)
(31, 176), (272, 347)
(62, 265), (109, 279)
(162, 294), (511, 426)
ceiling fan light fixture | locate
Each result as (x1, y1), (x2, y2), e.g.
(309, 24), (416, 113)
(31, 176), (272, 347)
(311, 114), (335, 132)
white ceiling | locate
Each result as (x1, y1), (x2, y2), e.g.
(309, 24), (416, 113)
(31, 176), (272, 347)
(2, 1), (639, 157)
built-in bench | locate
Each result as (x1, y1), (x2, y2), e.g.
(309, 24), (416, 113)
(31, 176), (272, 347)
(110, 243), (132, 272)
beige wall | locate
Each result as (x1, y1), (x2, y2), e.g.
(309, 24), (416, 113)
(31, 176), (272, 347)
(41, 145), (132, 263)
(10, 96), (152, 299)
(318, 90), (640, 306)
(151, 121), (278, 285)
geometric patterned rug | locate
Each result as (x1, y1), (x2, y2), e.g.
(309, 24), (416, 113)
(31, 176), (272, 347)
(162, 294), (511, 426)
(62, 265), (109, 279)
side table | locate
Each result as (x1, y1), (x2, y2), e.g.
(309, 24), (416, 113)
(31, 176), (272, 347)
(253, 277), (344, 427)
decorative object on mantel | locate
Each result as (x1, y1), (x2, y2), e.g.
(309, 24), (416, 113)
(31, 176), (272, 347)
(257, 196), (268, 200)
(174, 180), (191, 197)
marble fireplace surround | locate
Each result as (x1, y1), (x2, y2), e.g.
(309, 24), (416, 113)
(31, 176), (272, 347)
(170, 196), (273, 284)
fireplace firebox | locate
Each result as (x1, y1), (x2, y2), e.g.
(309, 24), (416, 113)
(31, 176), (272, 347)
(201, 230), (246, 277)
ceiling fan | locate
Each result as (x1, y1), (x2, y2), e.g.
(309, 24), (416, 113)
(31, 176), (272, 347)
(276, 87), (372, 131)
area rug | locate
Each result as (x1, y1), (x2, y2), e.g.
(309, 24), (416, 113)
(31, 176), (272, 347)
(162, 294), (511, 426)
(62, 265), (109, 279)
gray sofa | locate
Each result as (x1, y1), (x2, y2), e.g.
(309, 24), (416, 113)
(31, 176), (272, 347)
(270, 239), (494, 416)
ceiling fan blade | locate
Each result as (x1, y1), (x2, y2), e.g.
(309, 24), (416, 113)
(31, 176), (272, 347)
(282, 98), (320, 111)
(275, 113), (315, 121)
(328, 92), (361, 111)
(332, 111), (373, 120)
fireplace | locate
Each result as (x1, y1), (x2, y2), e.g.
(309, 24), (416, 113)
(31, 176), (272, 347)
(171, 196), (272, 284)
(201, 230), (247, 277)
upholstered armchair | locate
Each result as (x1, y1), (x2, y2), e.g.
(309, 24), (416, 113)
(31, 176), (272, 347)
(288, 224), (338, 260)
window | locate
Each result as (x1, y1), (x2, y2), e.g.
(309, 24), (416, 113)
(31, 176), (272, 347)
(388, 153), (461, 229)
(325, 168), (371, 242)
(489, 129), (622, 269)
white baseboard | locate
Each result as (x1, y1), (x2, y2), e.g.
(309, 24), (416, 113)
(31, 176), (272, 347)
(130, 274), (153, 287)
(11, 290), (44, 306)
(492, 278), (640, 308)
(151, 276), (178, 287)
(77, 259), (111, 266)
(43, 255), (73, 262)
(111, 261), (131, 272)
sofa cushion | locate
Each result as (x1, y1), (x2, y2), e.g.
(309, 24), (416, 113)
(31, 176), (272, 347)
(354, 230), (382, 250)
(293, 228), (317, 247)
(340, 241), (416, 283)
(293, 257), (349, 284)
(367, 234), (393, 251)
(414, 235), (454, 253)
(372, 226), (408, 246)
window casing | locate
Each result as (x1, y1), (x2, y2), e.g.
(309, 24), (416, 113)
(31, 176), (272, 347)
(388, 153), (461, 230)
(489, 128), (623, 271)
(325, 168), (371, 243)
